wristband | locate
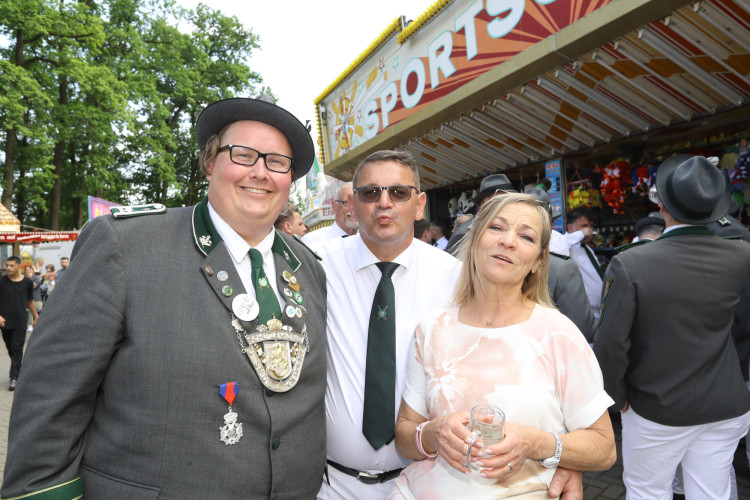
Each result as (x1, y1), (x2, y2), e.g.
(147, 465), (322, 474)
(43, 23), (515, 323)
(415, 421), (437, 458)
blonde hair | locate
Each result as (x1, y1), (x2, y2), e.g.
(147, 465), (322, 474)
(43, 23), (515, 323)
(453, 193), (553, 308)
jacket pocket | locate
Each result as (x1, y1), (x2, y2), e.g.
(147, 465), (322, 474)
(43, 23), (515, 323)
(81, 465), (161, 499)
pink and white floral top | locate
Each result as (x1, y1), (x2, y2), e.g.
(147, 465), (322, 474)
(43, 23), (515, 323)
(390, 304), (614, 499)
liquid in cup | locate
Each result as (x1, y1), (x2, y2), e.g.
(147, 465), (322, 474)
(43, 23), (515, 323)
(465, 404), (505, 475)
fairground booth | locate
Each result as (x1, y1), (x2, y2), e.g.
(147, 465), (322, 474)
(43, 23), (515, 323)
(314, 0), (750, 261)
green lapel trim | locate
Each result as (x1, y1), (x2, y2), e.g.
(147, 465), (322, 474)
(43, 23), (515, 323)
(583, 245), (604, 279)
(272, 231), (301, 272)
(193, 198), (300, 271)
(656, 226), (712, 240)
(192, 198), (222, 256)
(3, 476), (83, 499)
(615, 240), (650, 254)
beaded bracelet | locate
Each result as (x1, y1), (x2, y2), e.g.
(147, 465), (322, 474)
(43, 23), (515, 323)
(415, 421), (437, 458)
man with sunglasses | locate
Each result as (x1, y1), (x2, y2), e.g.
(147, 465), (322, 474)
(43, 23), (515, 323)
(2, 96), (328, 500)
(312, 150), (461, 499)
(314, 150), (581, 499)
(303, 182), (358, 245)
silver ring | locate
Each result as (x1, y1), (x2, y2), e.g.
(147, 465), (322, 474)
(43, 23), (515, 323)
(507, 463), (513, 472)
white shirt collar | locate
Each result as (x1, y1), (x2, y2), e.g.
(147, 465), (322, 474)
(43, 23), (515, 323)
(207, 201), (275, 264)
(352, 235), (414, 274)
(663, 223), (696, 234)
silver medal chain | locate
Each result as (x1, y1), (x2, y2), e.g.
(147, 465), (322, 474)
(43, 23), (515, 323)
(230, 314), (310, 353)
(231, 314), (250, 353)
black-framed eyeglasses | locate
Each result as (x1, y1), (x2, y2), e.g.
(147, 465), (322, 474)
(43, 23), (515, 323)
(334, 199), (349, 206)
(354, 185), (418, 203)
(218, 145), (294, 174)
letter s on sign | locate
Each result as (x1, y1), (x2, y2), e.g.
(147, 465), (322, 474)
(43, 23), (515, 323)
(364, 99), (379, 140)
(380, 82), (398, 129)
(486, 0), (524, 39)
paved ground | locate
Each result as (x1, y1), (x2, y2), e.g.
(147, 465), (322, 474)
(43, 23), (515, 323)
(0, 341), (749, 497)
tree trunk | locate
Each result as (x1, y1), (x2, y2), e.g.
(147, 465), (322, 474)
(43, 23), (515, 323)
(15, 137), (28, 225)
(2, 127), (17, 210)
(72, 142), (86, 229)
(50, 139), (64, 230)
(186, 157), (200, 206)
(49, 75), (68, 230)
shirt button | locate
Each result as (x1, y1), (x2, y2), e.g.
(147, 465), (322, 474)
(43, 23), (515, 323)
(376, 461), (384, 467)
(265, 388), (274, 397)
(271, 437), (281, 450)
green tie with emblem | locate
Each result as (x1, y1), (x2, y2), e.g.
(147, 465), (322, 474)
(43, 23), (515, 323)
(363, 261), (400, 450)
(248, 248), (281, 324)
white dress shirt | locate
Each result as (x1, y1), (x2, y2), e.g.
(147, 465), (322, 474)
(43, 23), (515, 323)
(208, 202), (284, 309)
(433, 236), (448, 250)
(314, 236), (461, 498)
(566, 231), (603, 321)
(549, 229), (570, 256)
(302, 221), (351, 246)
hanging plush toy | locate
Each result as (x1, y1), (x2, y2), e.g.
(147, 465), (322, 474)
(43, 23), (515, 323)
(631, 165), (651, 195)
(457, 192), (470, 215)
(568, 186), (588, 209)
(600, 159), (632, 213)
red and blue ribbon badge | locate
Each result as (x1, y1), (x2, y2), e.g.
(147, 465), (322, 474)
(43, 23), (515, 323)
(219, 382), (239, 406)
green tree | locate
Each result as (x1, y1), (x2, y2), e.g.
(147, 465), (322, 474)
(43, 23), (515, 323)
(1, 0), (268, 230)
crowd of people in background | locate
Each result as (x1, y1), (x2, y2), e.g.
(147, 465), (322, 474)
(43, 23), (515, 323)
(1, 95), (748, 500)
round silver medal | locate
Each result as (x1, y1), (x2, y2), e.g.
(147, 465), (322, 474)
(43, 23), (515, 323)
(232, 294), (259, 322)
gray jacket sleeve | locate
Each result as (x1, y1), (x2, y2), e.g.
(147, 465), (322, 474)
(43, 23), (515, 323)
(548, 255), (596, 342)
(592, 256), (636, 410)
(2, 217), (125, 498)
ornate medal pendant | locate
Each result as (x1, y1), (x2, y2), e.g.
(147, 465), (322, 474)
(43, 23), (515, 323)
(240, 317), (308, 393)
(218, 382), (243, 445)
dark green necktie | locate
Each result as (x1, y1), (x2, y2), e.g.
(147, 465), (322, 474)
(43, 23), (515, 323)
(584, 245), (604, 279)
(248, 248), (281, 324)
(363, 261), (399, 450)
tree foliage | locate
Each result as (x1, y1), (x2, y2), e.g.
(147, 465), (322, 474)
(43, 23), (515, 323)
(0, 0), (266, 229)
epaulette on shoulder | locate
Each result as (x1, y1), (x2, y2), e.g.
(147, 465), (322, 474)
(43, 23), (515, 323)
(111, 203), (167, 219)
(549, 251), (570, 260)
(292, 234), (322, 261)
(615, 240), (649, 253)
(716, 216), (732, 227)
(722, 234), (744, 240)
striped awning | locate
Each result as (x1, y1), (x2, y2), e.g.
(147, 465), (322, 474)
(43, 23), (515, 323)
(327, 0), (750, 189)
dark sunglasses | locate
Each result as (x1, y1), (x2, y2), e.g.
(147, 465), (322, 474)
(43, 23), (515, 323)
(354, 185), (418, 203)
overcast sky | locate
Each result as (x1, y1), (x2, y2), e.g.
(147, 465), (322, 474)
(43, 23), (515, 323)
(178, 0), (423, 142)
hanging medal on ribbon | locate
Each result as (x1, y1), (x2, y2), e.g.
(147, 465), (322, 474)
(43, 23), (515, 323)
(218, 382), (243, 445)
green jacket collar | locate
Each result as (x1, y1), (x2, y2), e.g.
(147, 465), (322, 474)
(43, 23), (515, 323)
(192, 198), (300, 271)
